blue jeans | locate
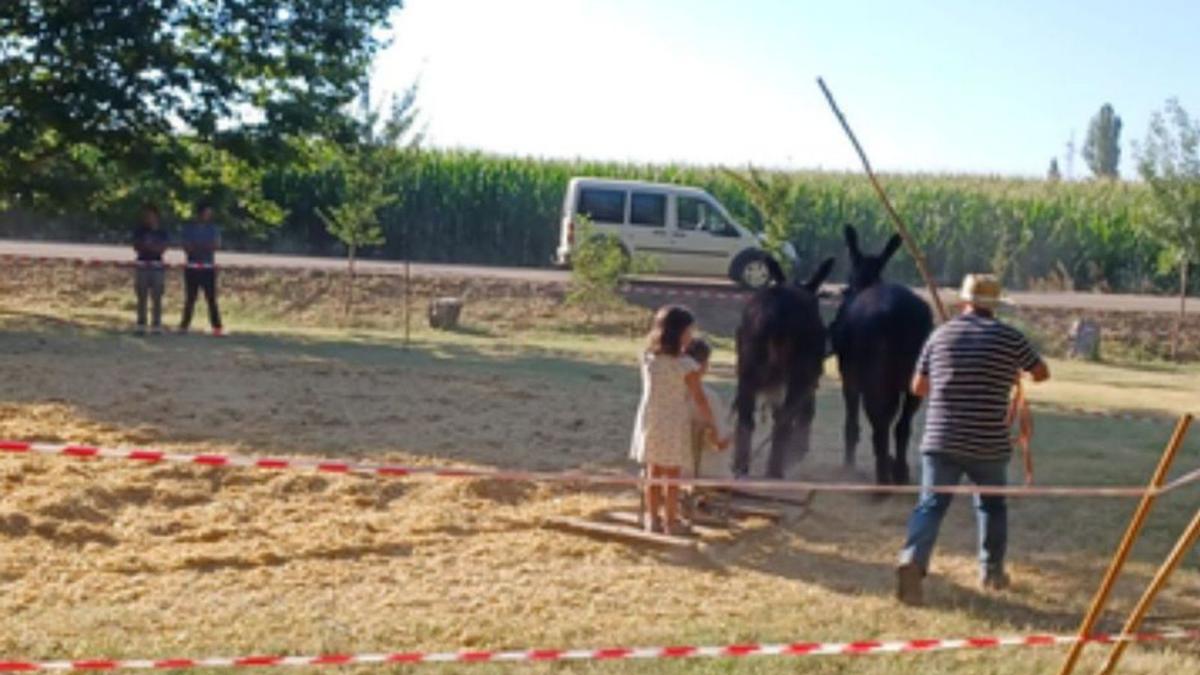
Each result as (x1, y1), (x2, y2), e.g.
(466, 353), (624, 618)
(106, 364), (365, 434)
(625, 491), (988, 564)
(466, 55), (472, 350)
(899, 453), (1008, 576)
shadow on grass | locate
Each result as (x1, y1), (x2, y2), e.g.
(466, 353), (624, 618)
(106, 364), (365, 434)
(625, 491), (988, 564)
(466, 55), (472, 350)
(0, 311), (642, 464)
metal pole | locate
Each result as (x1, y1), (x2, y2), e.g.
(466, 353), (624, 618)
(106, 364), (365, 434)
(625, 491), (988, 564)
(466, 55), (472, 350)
(1099, 506), (1200, 674)
(1056, 414), (1193, 675)
(816, 77), (948, 323)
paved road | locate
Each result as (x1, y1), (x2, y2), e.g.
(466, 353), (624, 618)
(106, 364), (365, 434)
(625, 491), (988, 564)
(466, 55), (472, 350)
(0, 239), (1192, 315)
(0, 239), (568, 283)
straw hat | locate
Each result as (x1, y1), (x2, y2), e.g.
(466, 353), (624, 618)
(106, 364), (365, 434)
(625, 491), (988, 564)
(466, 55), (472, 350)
(959, 274), (1010, 309)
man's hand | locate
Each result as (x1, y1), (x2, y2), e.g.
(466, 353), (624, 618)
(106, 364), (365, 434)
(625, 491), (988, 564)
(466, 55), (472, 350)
(1029, 361), (1050, 383)
(910, 373), (930, 397)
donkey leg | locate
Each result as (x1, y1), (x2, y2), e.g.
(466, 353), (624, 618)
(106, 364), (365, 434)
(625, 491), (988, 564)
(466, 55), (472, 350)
(842, 381), (861, 468)
(733, 390), (756, 478)
(793, 391), (816, 463)
(767, 381), (816, 479)
(766, 402), (792, 479)
(893, 392), (923, 485)
(864, 391), (901, 486)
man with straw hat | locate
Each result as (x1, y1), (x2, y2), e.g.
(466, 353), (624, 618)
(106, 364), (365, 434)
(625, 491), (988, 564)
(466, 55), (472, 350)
(896, 274), (1050, 605)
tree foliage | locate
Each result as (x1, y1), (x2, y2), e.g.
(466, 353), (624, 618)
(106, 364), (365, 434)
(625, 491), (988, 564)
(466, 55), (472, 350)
(1083, 103), (1122, 179)
(314, 150), (393, 264)
(567, 218), (655, 323)
(721, 165), (792, 261)
(1134, 98), (1200, 358)
(314, 83), (420, 257)
(1136, 98), (1200, 264)
(1047, 158), (1062, 182)
(0, 0), (403, 226)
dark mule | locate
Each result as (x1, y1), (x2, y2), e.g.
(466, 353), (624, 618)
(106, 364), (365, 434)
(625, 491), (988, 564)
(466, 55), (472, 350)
(733, 256), (836, 478)
(831, 226), (934, 485)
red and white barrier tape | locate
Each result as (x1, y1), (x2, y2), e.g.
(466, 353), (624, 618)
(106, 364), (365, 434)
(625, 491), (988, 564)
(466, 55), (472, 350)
(1, 254), (214, 270)
(1, 629), (1196, 671)
(621, 282), (748, 301)
(3, 440), (1192, 499)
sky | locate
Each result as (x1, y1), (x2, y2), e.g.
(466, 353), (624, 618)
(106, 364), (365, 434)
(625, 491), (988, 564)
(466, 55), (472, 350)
(371, 0), (1200, 177)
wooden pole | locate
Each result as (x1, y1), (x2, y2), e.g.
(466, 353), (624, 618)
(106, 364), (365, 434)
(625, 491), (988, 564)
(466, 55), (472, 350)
(816, 77), (949, 322)
(1173, 258), (1188, 361)
(1056, 413), (1193, 675)
(1098, 505), (1200, 674)
(404, 220), (411, 350)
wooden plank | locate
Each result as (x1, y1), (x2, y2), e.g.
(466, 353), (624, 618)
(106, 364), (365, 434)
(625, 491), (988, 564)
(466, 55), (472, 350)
(543, 516), (699, 550)
(600, 510), (731, 538)
(726, 502), (784, 522)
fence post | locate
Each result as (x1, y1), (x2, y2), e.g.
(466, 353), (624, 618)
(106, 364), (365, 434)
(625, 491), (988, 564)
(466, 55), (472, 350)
(1056, 413), (1192, 675)
(1098, 505), (1200, 674)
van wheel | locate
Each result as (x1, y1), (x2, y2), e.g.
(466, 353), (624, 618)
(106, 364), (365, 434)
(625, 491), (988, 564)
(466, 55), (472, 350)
(731, 250), (773, 289)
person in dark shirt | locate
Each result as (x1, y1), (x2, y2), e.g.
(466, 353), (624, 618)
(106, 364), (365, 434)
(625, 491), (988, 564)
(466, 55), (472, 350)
(131, 204), (169, 335)
(179, 201), (223, 336)
(896, 274), (1050, 606)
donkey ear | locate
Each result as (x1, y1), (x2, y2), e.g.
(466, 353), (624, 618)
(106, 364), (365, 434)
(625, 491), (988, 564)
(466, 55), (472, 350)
(881, 234), (903, 263)
(843, 225), (861, 262)
(804, 257), (836, 293)
(764, 255), (787, 285)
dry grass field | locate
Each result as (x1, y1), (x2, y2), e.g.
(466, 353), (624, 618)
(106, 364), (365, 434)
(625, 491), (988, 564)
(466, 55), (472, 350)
(0, 262), (1198, 674)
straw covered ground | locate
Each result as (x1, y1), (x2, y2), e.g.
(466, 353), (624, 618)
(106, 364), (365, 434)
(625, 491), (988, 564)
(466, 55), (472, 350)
(1, 261), (1199, 674)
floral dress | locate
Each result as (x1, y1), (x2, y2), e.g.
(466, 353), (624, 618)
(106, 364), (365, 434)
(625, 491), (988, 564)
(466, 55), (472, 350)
(629, 352), (698, 468)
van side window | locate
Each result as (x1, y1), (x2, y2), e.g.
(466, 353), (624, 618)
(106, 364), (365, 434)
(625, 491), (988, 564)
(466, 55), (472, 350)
(576, 188), (626, 223)
(630, 192), (667, 227)
(678, 196), (736, 236)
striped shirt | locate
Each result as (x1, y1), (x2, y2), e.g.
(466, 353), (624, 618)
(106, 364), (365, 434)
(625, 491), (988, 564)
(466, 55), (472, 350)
(917, 313), (1042, 459)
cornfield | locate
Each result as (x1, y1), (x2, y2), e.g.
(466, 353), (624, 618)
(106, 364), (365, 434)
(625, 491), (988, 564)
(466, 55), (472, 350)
(364, 150), (1172, 293)
(3, 148), (1182, 294)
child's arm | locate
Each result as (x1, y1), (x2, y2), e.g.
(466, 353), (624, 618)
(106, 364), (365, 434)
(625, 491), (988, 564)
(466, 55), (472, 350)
(686, 372), (728, 449)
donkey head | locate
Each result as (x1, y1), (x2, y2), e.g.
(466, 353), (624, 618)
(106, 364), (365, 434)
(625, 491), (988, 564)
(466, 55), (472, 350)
(764, 254), (835, 292)
(844, 225), (902, 292)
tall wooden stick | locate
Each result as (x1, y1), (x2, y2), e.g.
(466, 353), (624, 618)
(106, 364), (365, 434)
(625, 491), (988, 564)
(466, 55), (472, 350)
(404, 220), (412, 350)
(1099, 505), (1200, 674)
(1056, 413), (1193, 675)
(816, 77), (949, 322)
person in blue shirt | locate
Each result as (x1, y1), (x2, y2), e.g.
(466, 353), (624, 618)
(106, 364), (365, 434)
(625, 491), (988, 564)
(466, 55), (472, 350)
(131, 203), (169, 335)
(179, 201), (224, 336)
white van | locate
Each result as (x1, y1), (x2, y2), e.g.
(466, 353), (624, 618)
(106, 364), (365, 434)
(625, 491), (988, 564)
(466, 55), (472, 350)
(555, 177), (789, 289)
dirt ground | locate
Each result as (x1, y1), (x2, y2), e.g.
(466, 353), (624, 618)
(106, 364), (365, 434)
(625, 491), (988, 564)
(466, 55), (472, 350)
(1, 262), (1199, 674)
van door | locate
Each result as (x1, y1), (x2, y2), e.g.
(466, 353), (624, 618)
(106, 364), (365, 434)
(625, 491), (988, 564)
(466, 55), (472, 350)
(671, 194), (743, 275)
(627, 190), (677, 272)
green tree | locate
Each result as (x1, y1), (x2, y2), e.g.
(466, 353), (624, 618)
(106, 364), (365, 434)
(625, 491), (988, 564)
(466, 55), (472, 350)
(1135, 98), (1200, 359)
(314, 148), (395, 316)
(0, 0), (403, 227)
(312, 83), (421, 315)
(1047, 158), (1062, 182)
(567, 218), (654, 324)
(1083, 103), (1123, 179)
(722, 165), (792, 260)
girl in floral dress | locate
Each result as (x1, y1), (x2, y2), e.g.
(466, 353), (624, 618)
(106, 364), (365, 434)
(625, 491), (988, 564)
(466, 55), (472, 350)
(630, 306), (724, 534)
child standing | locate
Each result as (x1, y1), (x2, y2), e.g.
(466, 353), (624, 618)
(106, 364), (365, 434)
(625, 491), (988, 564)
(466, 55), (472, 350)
(630, 306), (724, 535)
(684, 338), (732, 479)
